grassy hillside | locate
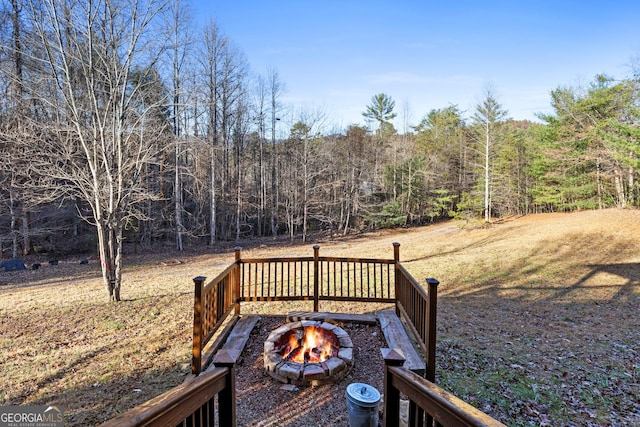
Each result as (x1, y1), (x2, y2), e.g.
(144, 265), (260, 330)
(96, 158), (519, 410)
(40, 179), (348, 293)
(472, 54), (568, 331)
(1, 208), (638, 426)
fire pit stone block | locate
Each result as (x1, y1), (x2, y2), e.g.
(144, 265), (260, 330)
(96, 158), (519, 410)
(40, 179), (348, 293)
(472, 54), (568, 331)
(303, 364), (326, 381)
(338, 347), (353, 364)
(280, 362), (302, 380)
(325, 357), (347, 376)
(319, 322), (338, 332)
(264, 340), (275, 353)
(263, 352), (282, 372)
(333, 327), (349, 338)
(273, 322), (301, 337)
(338, 336), (353, 348)
(333, 328), (353, 347)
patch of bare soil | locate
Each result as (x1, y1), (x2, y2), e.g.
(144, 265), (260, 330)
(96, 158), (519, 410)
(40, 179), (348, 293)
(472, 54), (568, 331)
(235, 317), (387, 427)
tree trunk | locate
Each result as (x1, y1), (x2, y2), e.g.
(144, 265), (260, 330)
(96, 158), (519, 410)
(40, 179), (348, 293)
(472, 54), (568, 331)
(97, 221), (122, 302)
(172, 1), (184, 251)
(9, 188), (18, 259)
(614, 165), (626, 207)
(210, 139), (217, 244)
(259, 134), (265, 236)
(175, 139), (184, 250)
(21, 210), (31, 256)
(302, 138), (309, 242)
(236, 169), (241, 242)
(484, 122), (490, 223)
(596, 157), (603, 209)
(628, 159), (635, 206)
(268, 69), (282, 237)
(270, 132), (277, 237)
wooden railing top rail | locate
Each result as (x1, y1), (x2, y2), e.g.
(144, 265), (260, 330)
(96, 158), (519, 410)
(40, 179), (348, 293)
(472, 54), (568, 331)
(320, 256), (395, 264)
(397, 262), (429, 300)
(202, 262), (237, 291)
(238, 256), (314, 263)
(238, 256), (395, 264)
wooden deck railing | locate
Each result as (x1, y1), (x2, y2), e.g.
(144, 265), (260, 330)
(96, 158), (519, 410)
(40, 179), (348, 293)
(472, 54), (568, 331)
(238, 245), (396, 308)
(395, 255), (439, 382)
(191, 257), (240, 374)
(191, 243), (424, 375)
(382, 349), (506, 427)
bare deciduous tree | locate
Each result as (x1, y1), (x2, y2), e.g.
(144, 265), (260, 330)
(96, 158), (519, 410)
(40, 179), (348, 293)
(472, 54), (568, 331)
(267, 67), (284, 236)
(287, 107), (328, 241)
(26, 0), (170, 301)
(199, 19), (226, 244)
(252, 75), (268, 236)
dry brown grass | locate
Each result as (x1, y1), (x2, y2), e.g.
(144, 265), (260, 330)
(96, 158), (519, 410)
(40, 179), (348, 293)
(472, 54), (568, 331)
(1, 208), (639, 426)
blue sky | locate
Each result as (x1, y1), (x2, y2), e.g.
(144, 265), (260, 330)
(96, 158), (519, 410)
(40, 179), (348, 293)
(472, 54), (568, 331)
(190, 1), (640, 129)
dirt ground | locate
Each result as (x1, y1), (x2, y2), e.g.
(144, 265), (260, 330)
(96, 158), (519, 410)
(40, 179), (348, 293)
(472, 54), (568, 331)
(1, 208), (639, 426)
(234, 316), (387, 427)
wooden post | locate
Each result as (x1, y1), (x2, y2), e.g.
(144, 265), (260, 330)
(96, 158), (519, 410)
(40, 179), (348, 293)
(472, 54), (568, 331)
(381, 348), (405, 427)
(192, 276), (206, 375)
(393, 242), (400, 316)
(313, 245), (320, 312)
(425, 278), (439, 383)
(234, 247), (242, 315)
(213, 349), (240, 427)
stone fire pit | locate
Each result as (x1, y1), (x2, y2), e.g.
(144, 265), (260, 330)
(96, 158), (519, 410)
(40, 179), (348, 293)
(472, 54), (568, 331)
(263, 320), (354, 386)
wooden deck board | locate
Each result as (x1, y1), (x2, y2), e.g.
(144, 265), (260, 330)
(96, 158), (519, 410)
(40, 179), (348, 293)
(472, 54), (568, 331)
(208, 315), (260, 369)
(200, 315), (240, 372)
(377, 310), (425, 375)
(287, 311), (377, 324)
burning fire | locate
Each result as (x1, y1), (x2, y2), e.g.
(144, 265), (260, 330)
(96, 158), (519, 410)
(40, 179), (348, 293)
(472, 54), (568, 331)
(281, 326), (338, 364)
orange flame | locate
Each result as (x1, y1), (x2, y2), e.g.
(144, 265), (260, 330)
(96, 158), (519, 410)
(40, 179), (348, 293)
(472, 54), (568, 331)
(282, 326), (336, 363)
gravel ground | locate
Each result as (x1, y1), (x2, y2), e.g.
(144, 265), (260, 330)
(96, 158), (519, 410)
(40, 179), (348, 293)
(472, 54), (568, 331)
(235, 316), (388, 427)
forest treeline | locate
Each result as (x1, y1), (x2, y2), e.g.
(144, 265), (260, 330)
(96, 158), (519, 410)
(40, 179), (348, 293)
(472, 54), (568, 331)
(1, 0), (639, 299)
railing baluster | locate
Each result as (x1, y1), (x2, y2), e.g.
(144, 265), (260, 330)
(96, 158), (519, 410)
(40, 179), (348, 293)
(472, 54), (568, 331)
(366, 261), (371, 299)
(279, 261), (283, 297)
(251, 263), (256, 298)
(313, 245), (320, 312)
(286, 261), (290, 297)
(293, 260), (298, 296)
(331, 261), (335, 297)
(352, 261), (357, 298)
(339, 261), (343, 297)
(242, 262), (247, 299)
(319, 259), (324, 297)
(267, 262), (272, 298)
(306, 260), (310, 296)
(359, 262), (362, 297)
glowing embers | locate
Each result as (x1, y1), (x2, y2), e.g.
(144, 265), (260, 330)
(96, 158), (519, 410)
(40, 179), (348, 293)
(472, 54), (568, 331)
(264, 321), (353, 386)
